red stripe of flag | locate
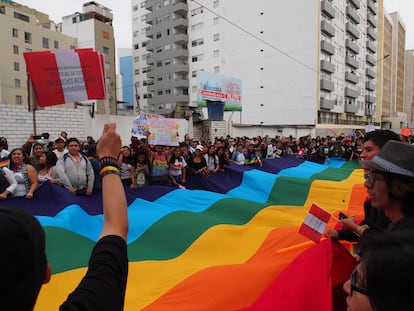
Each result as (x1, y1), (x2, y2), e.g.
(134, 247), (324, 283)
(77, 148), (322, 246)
(299, 203), (331, 243)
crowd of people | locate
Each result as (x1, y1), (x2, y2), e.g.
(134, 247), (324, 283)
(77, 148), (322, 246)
(0, 130), (413, 199)
(0, 126), (414, 310)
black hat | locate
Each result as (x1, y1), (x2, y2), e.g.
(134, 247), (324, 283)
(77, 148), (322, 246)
(360, 141), (414, 178)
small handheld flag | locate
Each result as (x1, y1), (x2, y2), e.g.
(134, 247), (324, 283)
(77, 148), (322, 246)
(299, 203), (331, 243)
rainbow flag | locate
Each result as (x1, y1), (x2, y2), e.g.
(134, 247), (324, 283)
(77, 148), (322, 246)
(0, 159), (9, 168)
(1, 157), (364, 310)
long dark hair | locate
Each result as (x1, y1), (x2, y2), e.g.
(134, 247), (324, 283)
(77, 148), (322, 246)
(360, 231), (414, 311)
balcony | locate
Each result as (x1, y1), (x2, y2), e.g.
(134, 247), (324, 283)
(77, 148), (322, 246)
(365, 107), (376, 116)
(346, 6), (360, 24)
(173, 33), (188, 44)
(321, 0), (336, 19)
(345, 72), (359, 84)
(367, 1), (377, 15)
(171, 17), (188, 28)
(367, 27), (377, 40)
(366, 80), (376, 91)
(320, 79), (335, 92)
(346, 39), (360, 54)
(346, 22), (360, 39)
(367, 14), (377, 28)
(320, 98), (335, 110)
(346, 55), (359, 69)
(366, 54), (376, 66)
(367, 40), (376, 53)
(365, 94), (376, 103)
(349, 0), (360, 9)
(320, 60), (335, 73)
(345, 87), (359, 99)
(345, 103), (358, 114)
(170, 63), (189, 73)
(366, 67), (376, 78)
(321, 40), (335, 55)
(172, 1), (188, 15)
(321, 20), (335, 37)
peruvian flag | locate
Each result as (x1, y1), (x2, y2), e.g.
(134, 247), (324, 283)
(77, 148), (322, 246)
(298, 204), (331, 243)
(23, 49), (106, 107)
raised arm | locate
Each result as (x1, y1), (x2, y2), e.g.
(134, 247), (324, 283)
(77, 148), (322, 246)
(96, 123), (128, 241)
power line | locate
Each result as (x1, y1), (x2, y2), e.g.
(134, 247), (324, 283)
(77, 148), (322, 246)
(191, 0), (317, 73)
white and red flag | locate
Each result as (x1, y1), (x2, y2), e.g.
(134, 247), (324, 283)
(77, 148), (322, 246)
(298, 203), (331, 243)
(23, 48), (106, 107)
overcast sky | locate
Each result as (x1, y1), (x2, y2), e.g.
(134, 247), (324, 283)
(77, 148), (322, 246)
(15, 0), (414, 50)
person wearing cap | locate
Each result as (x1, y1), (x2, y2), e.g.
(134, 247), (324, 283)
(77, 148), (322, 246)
(0, 123), (128, 310)
(53, 137), (67, 160)
(187, 145), (208, 176)
(345, 140), (414, 234)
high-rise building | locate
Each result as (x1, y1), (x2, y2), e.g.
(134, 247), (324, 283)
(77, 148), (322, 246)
(117, 48), (134, 114)
(404, 50), (414, 126)
(132, 0), (381, 133)
(62, 1), (117, 115)
(379, 10), (406, 129)
(0, 0), (77, 108)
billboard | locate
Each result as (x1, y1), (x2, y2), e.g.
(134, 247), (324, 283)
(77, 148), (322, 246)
(197, 71), (242, 111)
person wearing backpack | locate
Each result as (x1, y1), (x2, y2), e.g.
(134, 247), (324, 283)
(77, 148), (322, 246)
(56, 138), (95, 196)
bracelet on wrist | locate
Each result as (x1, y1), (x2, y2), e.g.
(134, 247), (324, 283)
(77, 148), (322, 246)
(101, 170), (121, 178)
(100, 165), (120, 177)
(99, 156), (119, 169)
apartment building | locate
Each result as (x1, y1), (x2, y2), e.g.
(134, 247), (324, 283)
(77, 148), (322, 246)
(0, 0), (77, 108)
(61, 1), (117, 115)
(132, 0), (380, 133)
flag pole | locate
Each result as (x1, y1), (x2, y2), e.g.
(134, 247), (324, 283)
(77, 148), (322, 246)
(27, 73), (37, 135)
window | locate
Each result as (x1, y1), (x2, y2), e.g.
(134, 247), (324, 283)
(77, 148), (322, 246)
(133, 4), (138, 11)
(134, 44), (139, 50)
(15, 79), (21, 88)
(191, 7), (203, 16)
(165, 29), (170, 36)
(157, 76), (163, 81)
(140, 1), (146, 8)
(14, 11), (29, 22)
(213, 17), (219, 24)
(156, 17), (162, 24)
(12, 28), (18, 38)
(156, 46), (162, 53)
(133, 30), (139, 37)
(165, 44), (171, 50)
(214, 66), (220, 73)
(16, 95), (22, 105)
(192, 71), (197, 77)
(42, 37), (49, 48)
(163, 0), (170, 6)
(143, 93), (152, 99)
(0, 5), (5, 14)
(163, 14), (170, 22)
(13, 45), (19, 54)
(24, 32), (31, 44)
(25, 48), (32, 52)
(134, 56), (139, 62)
(213, 33), (220, 41)
(134, 69), (140, 75)
(157, 61), (162, 67)
(192, 38), (204, 47)
(213, 0), (219, 8)
(156, 32), (162, 39)
(155, 2), (162, 10)
(157, 90), (163, 95)
(214, 49), (220, 57)
(54, 40), (59, 49)
(192, 54), (203, 62)
(103, 47), (110, 54)
(14, 62), (19, 71)
(164, 59), (171, 66)
(165, 89), (171, 94)
(72, 16), (77, 23)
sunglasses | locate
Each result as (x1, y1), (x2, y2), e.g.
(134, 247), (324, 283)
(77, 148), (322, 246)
(350, 268), (369, 296)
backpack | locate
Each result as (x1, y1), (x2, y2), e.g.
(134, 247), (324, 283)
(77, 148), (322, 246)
(0, 168), (10, 194)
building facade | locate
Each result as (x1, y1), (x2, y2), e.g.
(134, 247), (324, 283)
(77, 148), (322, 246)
(61, 1), (117, 115)
(132, 0), (381, 133)
(0, 0), (77, 108)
